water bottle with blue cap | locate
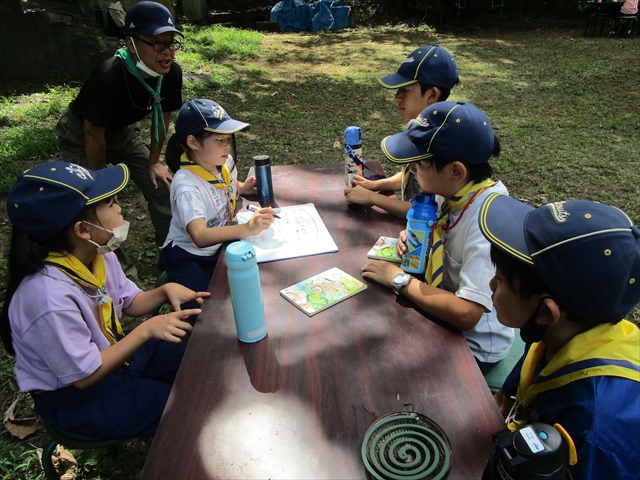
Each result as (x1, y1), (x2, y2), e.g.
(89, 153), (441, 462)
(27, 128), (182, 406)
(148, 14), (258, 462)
(402, 193), (439, 274)
(226, 241), (267, 343)
(344, 126), (363, 187)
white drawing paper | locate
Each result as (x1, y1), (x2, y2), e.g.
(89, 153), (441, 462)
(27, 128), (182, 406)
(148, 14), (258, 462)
(236, 203), (339, 263)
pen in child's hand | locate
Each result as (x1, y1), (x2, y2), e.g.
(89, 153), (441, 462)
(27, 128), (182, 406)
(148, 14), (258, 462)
(247, 203), (281, 219)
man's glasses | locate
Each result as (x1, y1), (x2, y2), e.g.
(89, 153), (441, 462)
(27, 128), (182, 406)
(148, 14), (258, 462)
(134, 37), (182, 52)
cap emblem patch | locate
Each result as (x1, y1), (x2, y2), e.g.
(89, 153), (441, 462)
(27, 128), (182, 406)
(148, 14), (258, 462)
(547, 201), (570, 223)
(212, 105), (226, 120)
(65, 164), (93, 181)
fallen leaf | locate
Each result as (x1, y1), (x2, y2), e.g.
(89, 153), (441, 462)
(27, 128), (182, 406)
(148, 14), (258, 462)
(136, 214), (147, 221)
(252, 82), (258, 87)
(53, 445), (78, 480)
(3, 397), (42, 439)
(270, 91), (278, 96)
(333, 140), (341, 148)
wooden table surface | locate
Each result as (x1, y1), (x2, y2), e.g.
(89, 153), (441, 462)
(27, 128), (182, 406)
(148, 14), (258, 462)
(141, 163), (504, 480)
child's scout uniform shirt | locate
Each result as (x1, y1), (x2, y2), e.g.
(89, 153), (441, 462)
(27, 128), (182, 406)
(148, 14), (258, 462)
(435, 181), (514, 364)
(502, 321), (640, 480)
(8, 252), (141, 392)
(162, 156), (239, 257)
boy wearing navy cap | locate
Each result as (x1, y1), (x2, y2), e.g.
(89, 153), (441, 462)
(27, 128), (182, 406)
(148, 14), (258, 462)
(363, 101), (514, 373)
(55, 1), (184, 279)
(478, 194), (640, 480)
(344, 45), (459, 218)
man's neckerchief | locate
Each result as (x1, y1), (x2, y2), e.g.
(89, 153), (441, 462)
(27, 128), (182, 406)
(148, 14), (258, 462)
(43, 251), (124, 345)
(425, 179), (496, 287)
(113, 47), (166, 147)
(179, 153), (237, 219)
(507, 320), (640, 430)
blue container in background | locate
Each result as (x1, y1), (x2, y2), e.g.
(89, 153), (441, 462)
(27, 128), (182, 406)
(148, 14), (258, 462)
(401, 194), (439, 274)
(226, 241), (267, 343)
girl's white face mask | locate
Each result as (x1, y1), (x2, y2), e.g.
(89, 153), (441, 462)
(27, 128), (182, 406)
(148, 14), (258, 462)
(86, 221), (130, 255)
(130, 39), (161, 78)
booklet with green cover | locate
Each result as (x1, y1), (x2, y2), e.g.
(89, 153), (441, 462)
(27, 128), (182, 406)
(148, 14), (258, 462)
(280, 267), (367, 316)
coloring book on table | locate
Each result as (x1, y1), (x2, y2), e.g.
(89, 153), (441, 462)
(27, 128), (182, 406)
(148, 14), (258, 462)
(236, 203), (338, 263)
(280, 267), (367, 316)
(367, 236), (401, 264)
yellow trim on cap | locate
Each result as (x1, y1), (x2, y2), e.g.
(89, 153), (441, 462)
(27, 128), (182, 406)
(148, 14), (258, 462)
(531, 228), (633, 258)
(479, 193), (534, 265)
(22, 174), (90, 200)
(380, 138), (433, 164)
(427, 103), (460, 153)
(204, 125), (249, 135)
(377, 78), (417, 89)
(87, 164), (130, 205)
(413, 45), (437, 81)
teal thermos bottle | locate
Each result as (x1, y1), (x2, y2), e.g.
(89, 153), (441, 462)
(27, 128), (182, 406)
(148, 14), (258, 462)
(226, 241), (267, 343)
(401, 194), (439, 274)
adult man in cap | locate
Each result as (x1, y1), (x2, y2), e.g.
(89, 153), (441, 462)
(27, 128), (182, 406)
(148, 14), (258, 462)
(55, 1), (183, 279)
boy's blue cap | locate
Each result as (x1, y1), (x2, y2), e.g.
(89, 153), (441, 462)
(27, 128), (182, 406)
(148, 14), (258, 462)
(479, 193), (640, 324)
(124, 1), (183, 37)
(175, 99), (250, 144)
(381, 101), (495, 165)
(378, 45), (459, 90)
(7, 162), (129, 242)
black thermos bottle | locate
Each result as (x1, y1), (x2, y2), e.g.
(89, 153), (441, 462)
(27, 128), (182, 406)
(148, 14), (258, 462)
(254, 155), (274, 206)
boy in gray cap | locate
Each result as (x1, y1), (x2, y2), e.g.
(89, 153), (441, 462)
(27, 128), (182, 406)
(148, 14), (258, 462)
(363, 100), (514, 373)
(344, 45), (459, 218)
(55, 1), (183, 278)
(479, 193), (640, 480)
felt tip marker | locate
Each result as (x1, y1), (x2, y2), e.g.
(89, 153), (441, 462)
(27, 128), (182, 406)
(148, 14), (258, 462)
(247, 204), (281, 219)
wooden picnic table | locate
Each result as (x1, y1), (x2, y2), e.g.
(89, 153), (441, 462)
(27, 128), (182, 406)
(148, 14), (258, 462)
(141, 162), (504, 480)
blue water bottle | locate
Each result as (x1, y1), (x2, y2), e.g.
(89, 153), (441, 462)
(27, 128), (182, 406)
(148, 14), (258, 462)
(254, 155), (274, 206)
(226, 241), (267, 343)
(344, 126), (363, 187)
(401, 194), (439, 274)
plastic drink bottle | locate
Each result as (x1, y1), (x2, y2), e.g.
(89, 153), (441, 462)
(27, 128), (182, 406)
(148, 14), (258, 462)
(401, 193), (439, 274)
(344, 126), (363, 187)
(254, 155), (274, 206)
(226, 241), (267, 343)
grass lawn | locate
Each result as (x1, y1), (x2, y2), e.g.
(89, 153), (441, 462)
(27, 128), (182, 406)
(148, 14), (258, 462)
(0, 19), (639, 479)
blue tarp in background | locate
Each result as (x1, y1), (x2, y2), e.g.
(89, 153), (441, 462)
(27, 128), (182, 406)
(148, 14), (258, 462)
(270, 0), (350, 32)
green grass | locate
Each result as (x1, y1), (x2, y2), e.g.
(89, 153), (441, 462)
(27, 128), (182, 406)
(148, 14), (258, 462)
(0, 21), (639, 479)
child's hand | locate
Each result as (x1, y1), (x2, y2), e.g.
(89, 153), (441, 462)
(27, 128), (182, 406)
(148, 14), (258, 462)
(163, 283), (211, 312)
(396, 230), (408, 257)
(144, 310), (198, 343)
(344, 185), (374, 206)
(246, 208), (276, 236)
(239, 175), (257, 196)
(352, 174), (377, 190)
(362, 261), (403, 288)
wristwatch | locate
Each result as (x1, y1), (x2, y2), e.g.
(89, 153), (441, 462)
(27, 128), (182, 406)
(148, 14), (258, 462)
(391, 272), (413, 295)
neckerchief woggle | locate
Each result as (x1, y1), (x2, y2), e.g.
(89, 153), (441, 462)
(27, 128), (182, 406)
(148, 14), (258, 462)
(114, 47), (166, 147)
(179, 153), (237, 219)
(425, 179), (496, 287)
(508, 320), (640, 431)
(44, 251), (124, 345)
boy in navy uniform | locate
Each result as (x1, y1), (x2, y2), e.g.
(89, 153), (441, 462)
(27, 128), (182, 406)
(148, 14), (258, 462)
(363, 101), (514, 373)
(344, 45), (459, 218)
(479, 193), (640, 479)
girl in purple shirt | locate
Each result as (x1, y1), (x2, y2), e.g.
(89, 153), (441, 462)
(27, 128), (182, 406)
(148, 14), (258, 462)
(1, 161), (209, 438)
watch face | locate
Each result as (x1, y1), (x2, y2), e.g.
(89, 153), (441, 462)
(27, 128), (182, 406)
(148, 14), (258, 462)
(392, 273), (412, 291)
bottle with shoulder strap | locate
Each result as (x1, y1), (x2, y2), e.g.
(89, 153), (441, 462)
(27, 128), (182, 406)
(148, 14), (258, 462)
(344, 126), (363, 187)
(401, 193), (438, 275)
